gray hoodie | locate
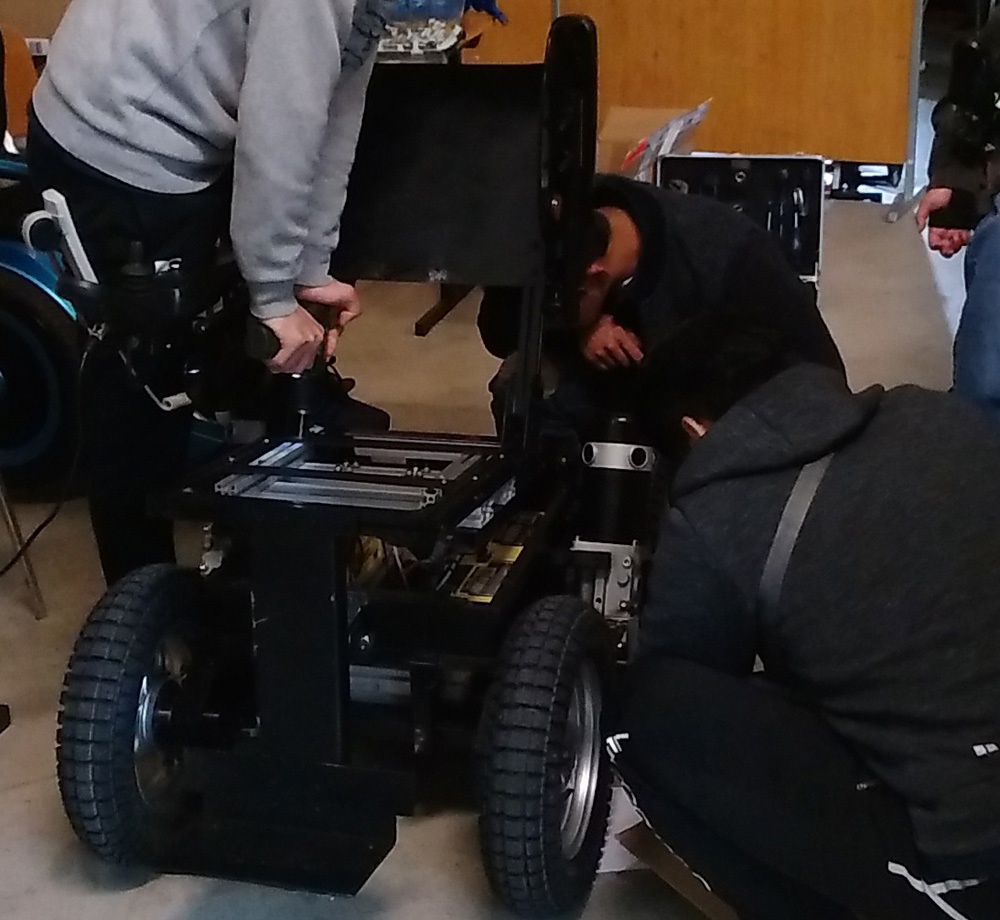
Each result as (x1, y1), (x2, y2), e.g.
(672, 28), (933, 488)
(642, 365), (1000, 877)
(32, 0), (387, 318)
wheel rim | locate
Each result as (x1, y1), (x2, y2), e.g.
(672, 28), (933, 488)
(0, 310), (63, 468)
(560, 659), (602, 860)
(134, 634), (191, 812)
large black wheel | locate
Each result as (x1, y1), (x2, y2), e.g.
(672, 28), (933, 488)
(0, 268), (82, 495)
(56, 565), (207, 865)
(479, 595), (614, 918)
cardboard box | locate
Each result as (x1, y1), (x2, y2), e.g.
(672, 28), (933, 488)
(597, 784), (645, 875)
(600, 780), (738, 920)
(597, 103), (710, 179)
(618, 822), (739, 920)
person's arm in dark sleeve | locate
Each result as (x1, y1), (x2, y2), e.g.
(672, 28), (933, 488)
(925, 103), (989, 229)
(478, 287), (523, 359)
(638, 506), (756, 677)
(923, 7), (1000, 225)
(928, 104), (988, 195)
(723, 234), (845, 378)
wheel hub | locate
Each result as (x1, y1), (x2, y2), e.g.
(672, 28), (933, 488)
(560, 659), (602, 860)
(133, 635), (192, 811)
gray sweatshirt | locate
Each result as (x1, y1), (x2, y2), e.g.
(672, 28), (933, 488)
(32, 0), (387, 318)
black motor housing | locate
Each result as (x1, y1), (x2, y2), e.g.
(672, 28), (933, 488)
(575, 414), (657, 546)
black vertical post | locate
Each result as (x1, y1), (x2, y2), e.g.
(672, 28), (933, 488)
(249, 516), (351, 765)
(506, 272), (545, 453)
(331, 537), (352, 764)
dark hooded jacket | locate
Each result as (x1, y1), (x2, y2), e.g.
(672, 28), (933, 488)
(927, 7), (1000, 226)
(588, 175), (843, 374)
(641, 364), (1000, 879)
(478, 176), (845, 380)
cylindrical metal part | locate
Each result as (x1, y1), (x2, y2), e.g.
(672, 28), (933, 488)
(576, 415), (657, 546)
(266, 372), (315, 438)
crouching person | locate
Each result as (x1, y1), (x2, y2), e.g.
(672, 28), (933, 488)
(613, 315), (1000, 920)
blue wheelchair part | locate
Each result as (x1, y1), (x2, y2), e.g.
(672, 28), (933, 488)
(0, 237), (75, 320)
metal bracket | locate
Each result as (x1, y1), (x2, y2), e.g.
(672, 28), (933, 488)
(458, 477), (516, 531)
(210, 438), (495, 512)
(141, 382), (194, 413)
(199, 524), (230, 577)
(571, 538), (641, 621)
(37, 189), (99, 283)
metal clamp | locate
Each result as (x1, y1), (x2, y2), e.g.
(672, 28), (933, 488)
(581, 441), (655, 473)
(571, 538), (642, 620)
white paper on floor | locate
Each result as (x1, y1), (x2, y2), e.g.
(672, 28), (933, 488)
(598, 782), (644, 874)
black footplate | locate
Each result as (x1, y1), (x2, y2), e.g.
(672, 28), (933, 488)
(150, 752), (402, 896)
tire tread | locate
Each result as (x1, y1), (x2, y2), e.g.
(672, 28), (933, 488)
(56, 564), (196, 864)
(479, 595), (613, 917)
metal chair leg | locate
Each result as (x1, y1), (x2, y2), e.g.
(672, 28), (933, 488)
(0, 474), (47, 620)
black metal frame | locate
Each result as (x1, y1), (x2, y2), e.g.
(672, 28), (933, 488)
(414, 283), (475, 337)
(144, 425), (572, 891)
(160, 433), (515, 532)
(129, 15), (601, 897)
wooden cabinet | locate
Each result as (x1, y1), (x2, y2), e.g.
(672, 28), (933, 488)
(464, 2), (554, 63)
(8, 0), (919, 163)
(4, 0), (69, 39)
(465, 0), (919, 165)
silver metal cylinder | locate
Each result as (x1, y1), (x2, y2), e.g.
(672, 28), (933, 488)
(581, 440), (657, 474)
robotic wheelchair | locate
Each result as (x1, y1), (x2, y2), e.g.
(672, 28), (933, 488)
(36, 17), (658, 917)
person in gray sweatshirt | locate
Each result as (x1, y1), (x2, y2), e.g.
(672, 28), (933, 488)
(26, 0), (388, 584)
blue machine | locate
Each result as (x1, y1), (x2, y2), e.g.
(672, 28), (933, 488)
(0, 154), (82, 491)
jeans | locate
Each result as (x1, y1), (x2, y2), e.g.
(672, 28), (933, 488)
(955, 204), (1000, 424)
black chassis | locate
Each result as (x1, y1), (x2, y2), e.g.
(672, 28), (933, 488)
(124, 15), (618, 897)
(145, 431), (578, 895)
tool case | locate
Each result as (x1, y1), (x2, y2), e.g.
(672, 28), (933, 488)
(656, 154), (825, 285)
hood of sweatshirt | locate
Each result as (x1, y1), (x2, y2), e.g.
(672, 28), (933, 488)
(673, 364), (883, 498)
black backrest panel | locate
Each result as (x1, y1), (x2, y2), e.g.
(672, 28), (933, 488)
(330, 63), (545, 287)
